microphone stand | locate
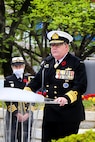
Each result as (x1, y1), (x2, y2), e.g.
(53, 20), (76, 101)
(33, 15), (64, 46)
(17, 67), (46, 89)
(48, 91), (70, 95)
(40, 59), (59, 103)
(40, 61), (47, 96)
(41, 66), (45, 96)
(40, 55), (54, 100)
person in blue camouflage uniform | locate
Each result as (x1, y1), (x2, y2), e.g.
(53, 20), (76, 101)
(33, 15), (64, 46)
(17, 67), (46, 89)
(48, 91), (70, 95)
(24, 31), (87, 142)
(4, 57), (33, 142)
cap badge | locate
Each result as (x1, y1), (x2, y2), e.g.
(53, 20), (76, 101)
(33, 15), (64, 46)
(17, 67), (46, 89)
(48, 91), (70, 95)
(52, 33), (59, 39)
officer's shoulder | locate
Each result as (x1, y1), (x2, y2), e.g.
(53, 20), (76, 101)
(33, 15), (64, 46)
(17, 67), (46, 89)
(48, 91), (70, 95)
(24, 73), (35, 81)
(44, 54), (54, 62)
(24, 73), (33, 77)
(5, 74), (14, 80)
(69, 53), (84, 63)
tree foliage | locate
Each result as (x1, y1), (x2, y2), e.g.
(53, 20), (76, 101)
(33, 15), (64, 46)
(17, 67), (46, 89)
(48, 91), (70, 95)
(0, 0), (95, 76)
(30, 0), (95, 59)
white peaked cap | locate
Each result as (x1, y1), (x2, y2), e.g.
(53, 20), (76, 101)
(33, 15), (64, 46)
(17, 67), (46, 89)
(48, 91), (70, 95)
(47, 30), (73, 44)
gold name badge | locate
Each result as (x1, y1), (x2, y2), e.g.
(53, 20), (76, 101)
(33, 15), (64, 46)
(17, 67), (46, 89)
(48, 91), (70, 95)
(55, 69), (74, 80)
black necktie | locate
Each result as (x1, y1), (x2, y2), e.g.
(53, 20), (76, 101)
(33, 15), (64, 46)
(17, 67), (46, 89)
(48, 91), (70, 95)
(57, 60), (59, 63)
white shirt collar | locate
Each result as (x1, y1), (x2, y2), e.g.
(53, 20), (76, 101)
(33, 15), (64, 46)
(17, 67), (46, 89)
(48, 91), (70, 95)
(15, 74), (23, 79)
(55, 53), (67, 64)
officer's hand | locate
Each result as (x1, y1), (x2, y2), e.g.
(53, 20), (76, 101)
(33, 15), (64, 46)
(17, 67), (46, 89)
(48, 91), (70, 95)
(23, 113), (29, 122)
(54, 97), (68, 106)
(16, 113), (24, 122)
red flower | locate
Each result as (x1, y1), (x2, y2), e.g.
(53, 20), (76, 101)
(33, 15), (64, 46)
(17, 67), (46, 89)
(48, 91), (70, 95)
(61, 61), (66, 66)
(82, 94), (95, 100)
(37, 91), (47, 97)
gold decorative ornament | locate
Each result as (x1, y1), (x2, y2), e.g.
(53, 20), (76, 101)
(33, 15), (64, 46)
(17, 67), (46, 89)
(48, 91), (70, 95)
(8, 104), (17, 112)
(52, 33), (59, 39)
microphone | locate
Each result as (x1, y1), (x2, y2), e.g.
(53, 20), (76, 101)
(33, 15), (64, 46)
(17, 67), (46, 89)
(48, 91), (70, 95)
(40, 55), (53, 67)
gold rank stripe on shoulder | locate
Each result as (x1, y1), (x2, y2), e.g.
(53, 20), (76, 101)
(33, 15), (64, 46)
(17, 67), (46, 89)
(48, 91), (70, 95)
(8, 104), (17, 112)
(66, 90), (78, 103)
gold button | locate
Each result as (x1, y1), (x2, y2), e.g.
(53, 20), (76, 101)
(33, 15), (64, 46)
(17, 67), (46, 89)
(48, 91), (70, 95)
(46, 95), (48, 98)
(54, 96), (57, 99)
(46, 85), (49, 87)
(54, 91), (57, 94)
(46, 90), (48, 92)
(54, 86), (57, 88)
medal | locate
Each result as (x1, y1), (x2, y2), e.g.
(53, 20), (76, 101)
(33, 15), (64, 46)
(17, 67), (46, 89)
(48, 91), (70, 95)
(63, 83), (69, 88)
(55, 69), (74, 80)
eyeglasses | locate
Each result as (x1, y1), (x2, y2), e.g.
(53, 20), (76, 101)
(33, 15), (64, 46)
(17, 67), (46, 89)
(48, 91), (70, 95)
(50, 43), (65, 47)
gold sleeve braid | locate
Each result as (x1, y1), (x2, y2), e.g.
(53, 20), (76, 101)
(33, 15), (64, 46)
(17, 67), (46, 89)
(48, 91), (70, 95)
(27, 104), (35, 112)
(23, 87), (35, 112)
(8, 104), (17, 112)
(22, 102), (35, 113)
(66, 90), (78, 103)
(24, 87), (32, 91)
(18, 102), (27, 113)
(23, 102), (27, 113)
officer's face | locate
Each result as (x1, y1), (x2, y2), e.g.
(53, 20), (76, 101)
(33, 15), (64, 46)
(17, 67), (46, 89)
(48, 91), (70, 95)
(50, 43), (69, 60)
(11, 64), (25, 76)
(12, 64), (25, 69)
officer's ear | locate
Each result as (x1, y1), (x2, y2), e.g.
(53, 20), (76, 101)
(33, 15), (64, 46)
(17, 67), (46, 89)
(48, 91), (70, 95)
(11, 65), (14, 70)
(22, 64), (25, 68)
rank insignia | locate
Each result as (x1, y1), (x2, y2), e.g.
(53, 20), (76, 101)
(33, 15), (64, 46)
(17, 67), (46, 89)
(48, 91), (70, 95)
(52, 33), (59, 39)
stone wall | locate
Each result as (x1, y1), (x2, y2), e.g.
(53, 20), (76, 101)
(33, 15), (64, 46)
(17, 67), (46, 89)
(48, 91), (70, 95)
(79, 111), (95, 129)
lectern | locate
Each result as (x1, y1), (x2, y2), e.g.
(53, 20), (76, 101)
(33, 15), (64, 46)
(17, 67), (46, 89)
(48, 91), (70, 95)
(0, 87), (57, 142)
